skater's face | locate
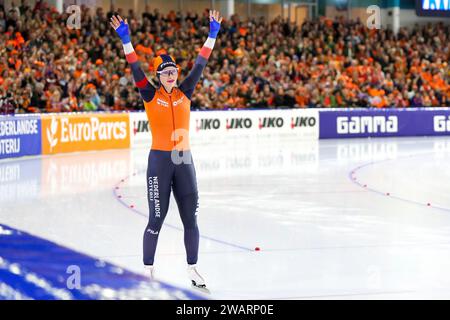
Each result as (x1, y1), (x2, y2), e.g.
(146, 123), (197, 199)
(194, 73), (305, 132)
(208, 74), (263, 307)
(158, 67), (178, 93)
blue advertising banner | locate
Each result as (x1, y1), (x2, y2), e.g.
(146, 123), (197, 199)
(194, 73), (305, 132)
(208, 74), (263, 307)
(0, 115), (42, 159)
(416, 0), (450, 17)
(319, 108), (450, 139)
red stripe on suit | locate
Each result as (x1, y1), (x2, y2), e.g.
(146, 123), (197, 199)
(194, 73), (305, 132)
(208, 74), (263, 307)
(199, 47), (212, 60)
(135, 76), (149, 89)
(126, 52), (138, 64)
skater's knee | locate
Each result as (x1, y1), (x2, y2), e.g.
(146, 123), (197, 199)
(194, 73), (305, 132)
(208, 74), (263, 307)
(183, 220), (198, 230)
(179, 192), (199, 211)
(178, 192), (199, 229)
(145, 221), (163, 235)
(182, 216), (198, 230)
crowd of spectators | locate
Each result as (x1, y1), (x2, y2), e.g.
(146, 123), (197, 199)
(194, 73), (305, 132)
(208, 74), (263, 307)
(1, 0), (449, 114)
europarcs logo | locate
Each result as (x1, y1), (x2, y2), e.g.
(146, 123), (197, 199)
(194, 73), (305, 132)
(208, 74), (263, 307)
(46, 117), (59, 151)
(43, 115), (129, 154)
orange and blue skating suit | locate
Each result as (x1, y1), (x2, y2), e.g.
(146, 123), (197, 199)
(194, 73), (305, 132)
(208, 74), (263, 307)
(123, 36), (216, 265)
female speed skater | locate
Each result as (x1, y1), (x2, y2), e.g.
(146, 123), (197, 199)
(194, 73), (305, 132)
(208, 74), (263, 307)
(110, 10), (222, 290)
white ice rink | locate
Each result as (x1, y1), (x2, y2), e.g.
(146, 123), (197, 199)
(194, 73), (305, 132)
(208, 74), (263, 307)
(2, 134), (450, 299)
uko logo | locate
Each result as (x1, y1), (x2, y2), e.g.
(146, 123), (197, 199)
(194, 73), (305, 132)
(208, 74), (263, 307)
(134, 120), (150, 135)
(195, 118), (221, 132)
(258, 117), (283, 129)
(290, 116), (316, 129)
(226, 118), (252, 130)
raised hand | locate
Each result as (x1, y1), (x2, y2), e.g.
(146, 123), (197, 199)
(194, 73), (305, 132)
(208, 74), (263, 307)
(209, 10), (223, 39)
(110, 15), (131, 44)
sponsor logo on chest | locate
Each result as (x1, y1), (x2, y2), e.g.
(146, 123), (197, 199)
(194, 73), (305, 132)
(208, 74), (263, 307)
(156, 98), (169, 107)
(173, 97), (184, 106)
(156, 96), (185, 108)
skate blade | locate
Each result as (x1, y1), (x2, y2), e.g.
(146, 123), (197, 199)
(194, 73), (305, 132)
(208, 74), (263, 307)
(191, 281), (211, 294)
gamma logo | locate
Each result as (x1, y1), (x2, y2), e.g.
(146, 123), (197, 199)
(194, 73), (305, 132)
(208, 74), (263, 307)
(434, 115), (450, 132)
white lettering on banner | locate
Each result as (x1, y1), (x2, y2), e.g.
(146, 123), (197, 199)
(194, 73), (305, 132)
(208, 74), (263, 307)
(0, 119), (38, 137)
(258, 117), (283, 129)
(0, 138), (20, 155)
(59, 117), (127, 143)
(434, 116), (450, 132)
(226, 118), (252, 130)
(195, 118), (221, 131)
(59, 118), (68, 143)
(337, 116), (398, 134)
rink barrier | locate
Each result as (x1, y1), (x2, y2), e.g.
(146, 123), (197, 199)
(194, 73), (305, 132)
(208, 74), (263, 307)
(130, 109), (320, 147)
(319, 107), (450, 139)
(2, 108), (450, 160)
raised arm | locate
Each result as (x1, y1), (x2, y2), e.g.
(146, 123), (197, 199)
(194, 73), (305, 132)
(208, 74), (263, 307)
(179, 10), (223, 100)
(110, 15), (155, 103)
